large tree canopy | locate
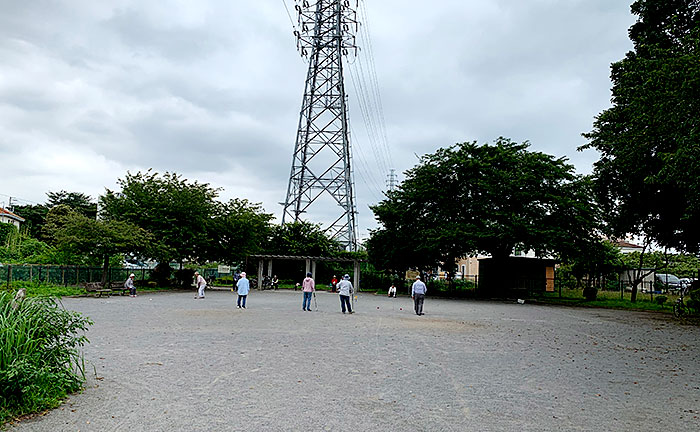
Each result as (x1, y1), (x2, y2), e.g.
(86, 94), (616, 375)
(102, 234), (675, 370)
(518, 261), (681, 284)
(367, 138), (601, 273)
(581, 0), (700, 253)
(206, 199), (274, 264)
(265, 221), (341, 257)
(100, 170), (219, 263)
(44, 205), (152, 281)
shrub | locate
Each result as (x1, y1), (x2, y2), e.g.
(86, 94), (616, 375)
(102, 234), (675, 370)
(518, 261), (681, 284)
(174, 268), (195, 288)
(150, 263), (172, 287)
(0, 292), (92, 424)
(653, 295), (667, 305)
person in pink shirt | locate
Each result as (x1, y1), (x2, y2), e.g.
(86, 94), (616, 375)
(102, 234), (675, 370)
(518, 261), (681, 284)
(302, 272), (315, 311)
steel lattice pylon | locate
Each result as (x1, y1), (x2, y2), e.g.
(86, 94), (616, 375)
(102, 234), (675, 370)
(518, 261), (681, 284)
(282, 0), (359, 251)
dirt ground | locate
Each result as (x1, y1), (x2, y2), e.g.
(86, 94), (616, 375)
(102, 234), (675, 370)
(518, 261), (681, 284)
(8, 289), (700, 432)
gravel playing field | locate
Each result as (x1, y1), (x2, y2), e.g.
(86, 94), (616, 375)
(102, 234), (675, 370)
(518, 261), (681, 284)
(8, 289), (700, 431)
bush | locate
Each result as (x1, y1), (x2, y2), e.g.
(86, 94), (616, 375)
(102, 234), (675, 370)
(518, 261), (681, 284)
(150, 263), (172, 287)
(0, 291), (91, 424)
(583, 286), (598, 301)
(653, 295), (668, 305)
(427, 279), (477, 298)
(174, 268), (195, 288)
(360, 271), (397, 292)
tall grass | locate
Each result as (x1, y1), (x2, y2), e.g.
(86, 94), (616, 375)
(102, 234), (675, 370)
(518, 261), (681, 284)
(0, 291), (92, 425)
(0, 281), (85, 298)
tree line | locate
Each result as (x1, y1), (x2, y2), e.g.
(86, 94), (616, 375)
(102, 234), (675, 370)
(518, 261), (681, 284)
(2, 172), (344, 283)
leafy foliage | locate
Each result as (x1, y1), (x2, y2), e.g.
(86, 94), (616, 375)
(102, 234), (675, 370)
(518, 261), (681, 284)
(558, 240), (625, 299)
(46, 191), (97, 219)
(0, 223), (18, 247)
(100, 170), (219, 263)
(265, 221), (341, 256)
(620, 250), (700, 278)
(206, 199), (274, 264)
(368, 138), (602, 273)
(0, 292), (91, 424)
(12, 205), (48, 239)
(581, 0), (700, 253)
(42, 205), (152, 281)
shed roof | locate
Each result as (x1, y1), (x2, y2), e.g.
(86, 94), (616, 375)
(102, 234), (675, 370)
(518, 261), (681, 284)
(249, 254), (363, 262)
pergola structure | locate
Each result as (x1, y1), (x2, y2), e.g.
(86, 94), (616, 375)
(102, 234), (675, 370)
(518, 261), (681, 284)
(248, 255), (362, 291)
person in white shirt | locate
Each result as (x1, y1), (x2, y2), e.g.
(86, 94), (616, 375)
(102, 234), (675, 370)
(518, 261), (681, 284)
(411, 275), (427, 315)
(125, 273), (136, 297)
(194, 271), (207, 299)
(388, 283), (397, 298)
(337, 274), (354, 314)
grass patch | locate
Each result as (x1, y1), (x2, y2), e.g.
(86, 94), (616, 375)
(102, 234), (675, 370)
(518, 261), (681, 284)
(0, 291), (92, 426)
(536, 289), (678, 312)
(0, 281), (183, 298)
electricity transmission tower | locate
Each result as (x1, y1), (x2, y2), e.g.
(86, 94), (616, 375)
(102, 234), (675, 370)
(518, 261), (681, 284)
(386, 169), (397, 192)
(282, 0), (359, 251)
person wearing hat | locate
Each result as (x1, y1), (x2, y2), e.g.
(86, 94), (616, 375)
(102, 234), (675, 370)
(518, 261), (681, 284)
(411, 275), (427, 316)
(236, 272), (250, 308)
(337, 274), (354, 314)
(124, 273), (137, 297)
(194, 271), (207, 299)
(301, 272), (315, 311)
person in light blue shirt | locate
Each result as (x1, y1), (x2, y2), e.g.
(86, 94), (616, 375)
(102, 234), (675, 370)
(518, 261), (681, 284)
(236, 272), (250, 309)
(411, 275), (427, 316)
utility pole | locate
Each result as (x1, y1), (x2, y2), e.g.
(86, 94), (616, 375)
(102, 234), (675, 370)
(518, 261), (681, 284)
(282, 0), (359, 251)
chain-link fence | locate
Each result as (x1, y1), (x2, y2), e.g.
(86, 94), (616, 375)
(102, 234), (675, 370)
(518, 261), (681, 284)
(0, 264), (154, 286)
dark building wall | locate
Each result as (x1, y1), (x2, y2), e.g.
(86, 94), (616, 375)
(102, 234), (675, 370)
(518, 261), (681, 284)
(478, 257), (555, 297)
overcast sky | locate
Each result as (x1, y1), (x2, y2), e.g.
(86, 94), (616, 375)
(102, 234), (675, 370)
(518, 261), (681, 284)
(0, 0), (636, 241)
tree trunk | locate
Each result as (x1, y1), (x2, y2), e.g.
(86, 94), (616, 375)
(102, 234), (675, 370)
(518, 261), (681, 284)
(101, 253), (109, 287)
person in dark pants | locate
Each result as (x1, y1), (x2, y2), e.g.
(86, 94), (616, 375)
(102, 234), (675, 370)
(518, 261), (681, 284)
(236, 272), (250, 308)
(301, 272), (315, 311)
(337, 274), (354, 314)
(125, 273), (137, 297)
(411, 275), (427, 316)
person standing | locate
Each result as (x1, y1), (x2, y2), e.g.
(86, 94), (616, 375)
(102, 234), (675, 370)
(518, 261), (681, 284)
(194, 271), (207, 299)
(337, 274), (354, 314)
(388, 283), (397, 298)
(302, 272), (315, 311)
(411, 275), (427, 315)
(125, 273), (137, 297)
(236, 272), (250, 309)
(331, 275), (338, 293)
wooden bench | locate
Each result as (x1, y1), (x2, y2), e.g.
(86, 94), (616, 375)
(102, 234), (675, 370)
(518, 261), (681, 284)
(83, 282), (112, 297)
(109, 281), (130, 296)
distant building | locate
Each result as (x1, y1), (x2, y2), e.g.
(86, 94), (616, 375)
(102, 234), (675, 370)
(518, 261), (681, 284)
(613, 240), (644, 254)
(0, 207), (25, 229)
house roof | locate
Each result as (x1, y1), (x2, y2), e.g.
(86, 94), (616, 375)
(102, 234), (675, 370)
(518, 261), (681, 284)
(0, 207), (25, 222)
(613, 240), (643, 249)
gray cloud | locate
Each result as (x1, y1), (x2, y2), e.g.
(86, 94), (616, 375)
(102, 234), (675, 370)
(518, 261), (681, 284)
(0, 0), (637, 240)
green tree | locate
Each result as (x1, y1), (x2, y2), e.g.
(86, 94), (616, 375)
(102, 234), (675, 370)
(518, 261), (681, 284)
(265, 221), (340, 256)
(100, 170), (219, 264)
(368, 138), (602, 279)
(581, 0), (700, 255)
(12, 204), (49, 239)
(46, 191), (97, 219)
(206, 199), (274, 264)
(46, 206), (152, 283)
(559, 240), (624, 300)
